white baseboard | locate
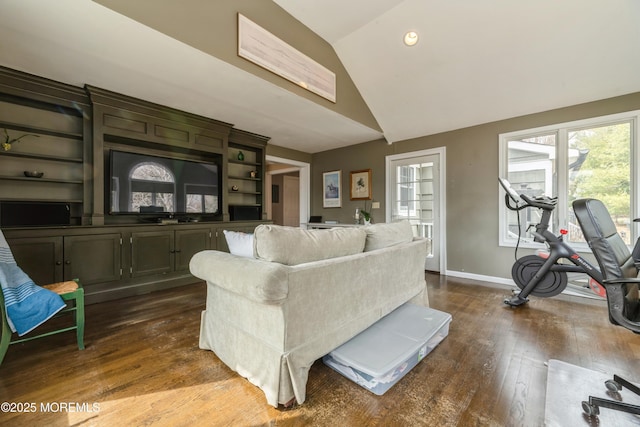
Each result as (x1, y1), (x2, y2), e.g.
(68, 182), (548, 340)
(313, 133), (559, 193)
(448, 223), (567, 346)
(443, 269), (605, 301)
(443, 270), (515, 288)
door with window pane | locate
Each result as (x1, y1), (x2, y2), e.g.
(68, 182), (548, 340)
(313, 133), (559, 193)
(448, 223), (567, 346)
(389, 154), (440, 271)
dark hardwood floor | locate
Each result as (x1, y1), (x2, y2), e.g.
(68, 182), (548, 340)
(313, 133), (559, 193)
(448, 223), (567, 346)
(1, 273), (638, 426)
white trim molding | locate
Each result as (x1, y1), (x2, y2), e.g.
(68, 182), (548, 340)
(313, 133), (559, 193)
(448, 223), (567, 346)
(266, 155), (310, 227)
(385, 146), (447, 273)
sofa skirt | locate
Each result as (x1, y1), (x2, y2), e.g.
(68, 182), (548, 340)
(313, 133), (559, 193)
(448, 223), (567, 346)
(199, 285), (429, 407)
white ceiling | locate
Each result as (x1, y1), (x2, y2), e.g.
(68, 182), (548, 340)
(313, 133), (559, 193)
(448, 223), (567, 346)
(277, 0), (640, 143)
(1, 0), (640, 153)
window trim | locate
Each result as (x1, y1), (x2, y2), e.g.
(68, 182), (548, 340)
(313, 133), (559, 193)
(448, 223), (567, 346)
(499, 109), (640, 250)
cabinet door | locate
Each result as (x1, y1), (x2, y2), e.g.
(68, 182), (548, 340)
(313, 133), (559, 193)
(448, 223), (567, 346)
(63, 234), (122, 285)
(175, 228), (210, 272)
(131, 230), (174, 277)
(7, 236), (63, 285)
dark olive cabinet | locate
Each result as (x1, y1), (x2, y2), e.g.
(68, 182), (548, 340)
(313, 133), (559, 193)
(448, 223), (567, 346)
(130, 227), (212, 278)
(175, 228), (212, 272)
(4, 222), (262, 304)
(64, 234), (122, 284)
(7, 233), (122, 286)
(130, 230), (174, 278)
(8, 236), (63, 286)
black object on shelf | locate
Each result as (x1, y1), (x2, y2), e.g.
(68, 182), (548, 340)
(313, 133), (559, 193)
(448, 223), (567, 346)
(229, 205), (261, 221)
(0, 201), (70, 227)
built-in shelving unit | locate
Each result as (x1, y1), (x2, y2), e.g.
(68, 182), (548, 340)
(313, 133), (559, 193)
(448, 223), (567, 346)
(228, 146), (263, 206)
(0, 69), (91, 224)
(226, 130), (268, 220)
(0, 66), (271, 303)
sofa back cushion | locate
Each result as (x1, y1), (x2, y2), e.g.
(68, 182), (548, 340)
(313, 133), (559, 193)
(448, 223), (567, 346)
(254, 224), (366, 265)
(364, 220), (415, 251)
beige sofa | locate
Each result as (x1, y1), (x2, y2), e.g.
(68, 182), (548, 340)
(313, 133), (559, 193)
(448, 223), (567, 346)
(189, 221), (429, 407)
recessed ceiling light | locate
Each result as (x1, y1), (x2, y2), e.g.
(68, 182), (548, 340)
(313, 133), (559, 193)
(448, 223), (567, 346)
(403, 31), (418, 46)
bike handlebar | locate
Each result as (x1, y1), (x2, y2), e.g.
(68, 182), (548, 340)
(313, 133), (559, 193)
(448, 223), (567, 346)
(498, 178), (557, 211)
(520, 193), (557, 210)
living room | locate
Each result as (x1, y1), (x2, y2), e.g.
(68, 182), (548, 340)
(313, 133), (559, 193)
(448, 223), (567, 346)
(1, 1), (640, 426)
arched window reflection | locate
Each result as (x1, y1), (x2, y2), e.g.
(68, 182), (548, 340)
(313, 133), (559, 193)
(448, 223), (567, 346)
(129, 162), (175, 213)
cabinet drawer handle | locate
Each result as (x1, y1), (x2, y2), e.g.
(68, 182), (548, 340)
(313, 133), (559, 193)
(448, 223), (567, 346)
(56, 261), (62, 265)
(65, 260), (71, 265)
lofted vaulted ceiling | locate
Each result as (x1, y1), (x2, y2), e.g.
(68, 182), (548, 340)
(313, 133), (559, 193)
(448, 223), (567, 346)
(276, 0), (640, 143)
(1, 0), (639, 153)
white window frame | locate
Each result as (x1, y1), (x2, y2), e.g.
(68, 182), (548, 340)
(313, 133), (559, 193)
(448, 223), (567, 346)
(499, 110), (640, 250)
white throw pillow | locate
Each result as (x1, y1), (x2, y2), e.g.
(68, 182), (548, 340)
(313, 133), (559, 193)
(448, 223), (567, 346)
(223, 230), (255, 258)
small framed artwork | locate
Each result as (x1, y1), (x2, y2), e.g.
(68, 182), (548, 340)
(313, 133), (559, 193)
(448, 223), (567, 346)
(323, 170), (342, 208)
(350, 169), (372, 200)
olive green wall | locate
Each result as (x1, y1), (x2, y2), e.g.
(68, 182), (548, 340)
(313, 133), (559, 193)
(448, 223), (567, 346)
(312, 139), (392, 225)
(266, 144), (311, 164)
(94, 0), (381, 133)
(313, 92), (640, 279)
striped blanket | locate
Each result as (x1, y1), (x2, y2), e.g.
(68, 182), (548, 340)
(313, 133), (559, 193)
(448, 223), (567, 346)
(0, 230), (65, 336)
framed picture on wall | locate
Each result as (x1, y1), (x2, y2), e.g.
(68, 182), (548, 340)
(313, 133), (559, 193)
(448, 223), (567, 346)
(323, 170), (342, 208)
(350, 169), (372, 200)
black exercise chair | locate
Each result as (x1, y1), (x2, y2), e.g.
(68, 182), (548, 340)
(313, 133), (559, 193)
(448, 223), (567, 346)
(572, 198), (640, 417)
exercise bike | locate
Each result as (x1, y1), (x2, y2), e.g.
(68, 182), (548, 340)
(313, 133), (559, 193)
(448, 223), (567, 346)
(498, 178), (622, 307)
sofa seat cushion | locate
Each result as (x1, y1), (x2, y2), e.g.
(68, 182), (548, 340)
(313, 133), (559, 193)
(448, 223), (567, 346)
(254, 224), (367, 265)
(364, 220), (414, 251)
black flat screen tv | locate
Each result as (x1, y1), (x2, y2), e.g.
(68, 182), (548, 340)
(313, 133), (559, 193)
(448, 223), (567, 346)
(109, 150), (221, 217)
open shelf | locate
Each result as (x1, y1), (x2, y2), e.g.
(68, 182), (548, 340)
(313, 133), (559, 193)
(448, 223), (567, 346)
(229, 175), (261, 181)
(229, 191), (262, 195)
(0, 120), (83, 141)
(0, 196), (84, 203)
(2, 151), (84, 163)
(0, 175), (83, 184)
(228, 158), (261, 167)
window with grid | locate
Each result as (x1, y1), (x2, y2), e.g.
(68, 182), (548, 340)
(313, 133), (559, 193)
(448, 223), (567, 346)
(499, 111), (639, 250)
